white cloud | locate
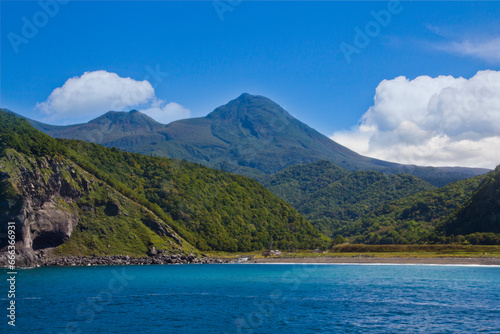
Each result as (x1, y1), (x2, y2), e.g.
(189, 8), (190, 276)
(331, 70), (500, 169)
(36, 70), (189, 124)
(140, 100), (191, 124)
(436, 38), (500, 63)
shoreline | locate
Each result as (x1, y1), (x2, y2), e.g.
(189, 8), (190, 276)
(246, 256), (500, 266)
(0, 252), (232, 268)
(2, 253), (500, 268)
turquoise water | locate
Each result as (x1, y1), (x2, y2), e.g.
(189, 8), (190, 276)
(2, 264), (499, 333)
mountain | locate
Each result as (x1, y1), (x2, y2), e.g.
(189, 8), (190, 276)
(261, 161), (435, 236)
(27, 93), (489, 186)
(0, 110), (326, 263)
(27, 109), (166, 148)
(437, 166), (500, 237)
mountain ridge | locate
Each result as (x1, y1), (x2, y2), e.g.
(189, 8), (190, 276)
(1, 110), (326, 262)
(24, 93), (490, 186)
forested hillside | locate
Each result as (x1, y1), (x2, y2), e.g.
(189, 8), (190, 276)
(262, 160), (499, 245)
(341, 174), (489, 244)
(262, 161), (435, 236)
(436, 166), (500, 239)
(2, 108), (498, 253)
(0, 110), (326, 255)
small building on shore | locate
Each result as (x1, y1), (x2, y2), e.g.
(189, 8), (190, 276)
(262, 250), (282, 257)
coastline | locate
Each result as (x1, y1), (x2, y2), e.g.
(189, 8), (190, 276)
(0, 252), (232, 268)
(2, 252), (500, 268)
(246, 256), (500, 266)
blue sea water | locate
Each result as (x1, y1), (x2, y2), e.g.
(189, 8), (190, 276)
(1, 264), (499, 333)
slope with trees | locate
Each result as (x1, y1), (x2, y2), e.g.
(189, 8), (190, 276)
(342, 174), (488, 244)
(0, 110), (327, 256)
(434, 166), (500, 244)
(261, 161), (435, 236)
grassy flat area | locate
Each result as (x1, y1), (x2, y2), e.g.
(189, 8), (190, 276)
(209, 244), (500, 259)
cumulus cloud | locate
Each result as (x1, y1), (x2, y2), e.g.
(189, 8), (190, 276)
(331, 70), (500, 168)
(436, 38), (500, 63)
(36, 70), (189, 124)
(140, 100), (191, 124)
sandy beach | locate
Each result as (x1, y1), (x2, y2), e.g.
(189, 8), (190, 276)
(248, 256), (500, 266)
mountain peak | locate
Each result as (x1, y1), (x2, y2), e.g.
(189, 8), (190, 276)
(25, 95), (488, 186)
(28, 110), (165, 143)
(206, 93), (292, 122)
(90, 110), (161, 127)
(233, 92), (277, 105)
(237, 92), (252, 99)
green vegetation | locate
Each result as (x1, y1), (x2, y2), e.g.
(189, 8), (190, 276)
(263, 160), (499, 245)
(56, 179), (195, 256)
(0, 149), (188, 256)
(0, 110), (327, 253)
(329, 244), (500, 256)
(437, 166), (500, 236)
(61, 141), (326, 251)
(341, 174), (488, 244)
(259, 160), (349, 204)
(2, 108), (498, 253)
(0, 109), (65, 157)
(262, 161), (435, 237)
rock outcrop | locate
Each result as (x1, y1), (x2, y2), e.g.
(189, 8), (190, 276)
(37, 252), (231, 267)
(0, 150), (187, 267)
(1, 153), (82, 265)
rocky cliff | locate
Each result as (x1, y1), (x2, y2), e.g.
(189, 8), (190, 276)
(0, 149), (190, 266)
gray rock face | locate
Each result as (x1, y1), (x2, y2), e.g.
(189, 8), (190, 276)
(26, 200), (79, 250)
(147, 246), (158, 256)
(1, 156), (82, 264)
(0, 248), (38, 267)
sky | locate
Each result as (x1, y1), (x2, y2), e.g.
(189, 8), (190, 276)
(1, 1), (500, 168)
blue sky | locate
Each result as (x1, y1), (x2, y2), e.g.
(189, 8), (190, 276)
(2, 1), (500, 168)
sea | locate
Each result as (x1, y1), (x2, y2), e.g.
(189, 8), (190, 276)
(2, 263), (499, 333)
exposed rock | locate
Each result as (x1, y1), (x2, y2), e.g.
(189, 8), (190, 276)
(147, 246), (158, 256)
(0, 157), (81, 263)
(141, 218), (182, 243)
(0, 252), (232, 267)
(1, 152), (189, 267)
(0, 249), (38, 267)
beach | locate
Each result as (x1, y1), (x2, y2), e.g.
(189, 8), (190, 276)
(248, 256), (500, 266)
